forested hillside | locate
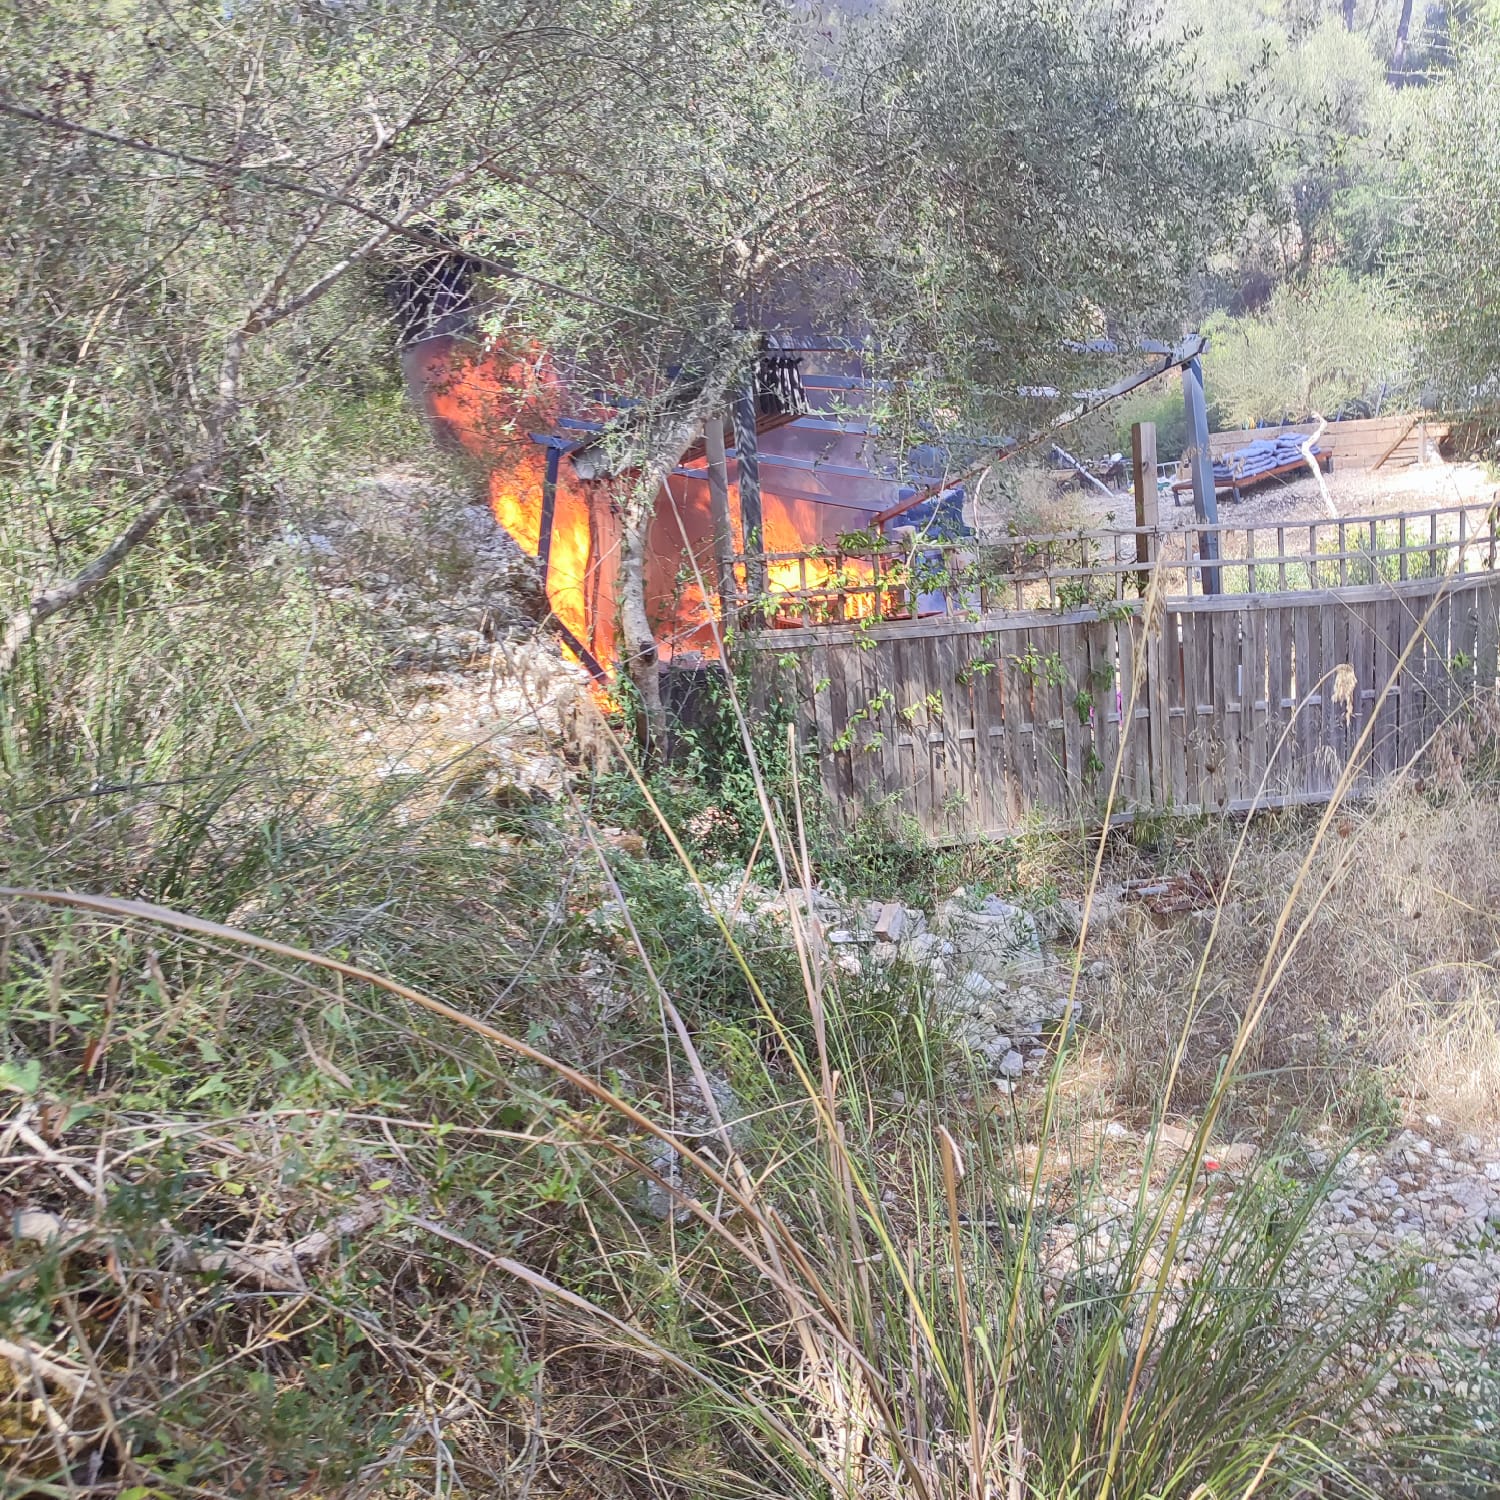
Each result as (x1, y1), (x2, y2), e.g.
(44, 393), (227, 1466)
(3, 3), (1500, 1498)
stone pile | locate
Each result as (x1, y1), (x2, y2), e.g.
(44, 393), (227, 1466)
(1309, 1124), (1500, 1344)
(273, 468), (546, 669)
(701, 879), (1085, 1082)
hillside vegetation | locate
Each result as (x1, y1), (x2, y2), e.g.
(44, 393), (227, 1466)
(4, 2), (1500, 1498)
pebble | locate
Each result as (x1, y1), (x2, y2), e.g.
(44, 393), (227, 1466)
(1301, 1135), (1500, 1348)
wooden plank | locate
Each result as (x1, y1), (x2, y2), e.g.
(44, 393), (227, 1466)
(1326, 594), (1350, 798)
(821, 646), (854, 810)
(1183, 610), (1215, 810)
(1453, 589), (1480, 706)
(1266, 604), (1295, 800)
(1088, 619), (1122, 817)
(1163, 610), (1190, 807)
(918, 634), (952, 839)
(1319, 598), (1348, 794)
(1395, 590), (1426, 771)
(1060, 624), (1092, 816)
(1030, 625), (1068, 815)
(1346, 602), (1376, 792)
(1140, 612), (1166, 809)
(950, 635), (985, 832)
(967, 631), (1008, 834)
(1291, 602), (1318, 798)
(1000, 631), (1039, 818)
(996, 625), (1031, 831)
(1427, 585), (1456, 722)
(1371, 417), (1419, 472)
(1210, 607), (1239, 810)
(938, 632), (976, 838)
(1477, 575), (1500, 696)
(1370, 597), (1402, 778)
(888, 635), (928, 835)
(1245, 605), (1270, 802)
(845, 642), (879, 831)
(1116, 614), (1144, 809)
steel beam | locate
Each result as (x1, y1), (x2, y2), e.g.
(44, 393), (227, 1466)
(1182, 355), (1221, 593)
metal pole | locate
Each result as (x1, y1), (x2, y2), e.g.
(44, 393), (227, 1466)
(537, 440), (561, 583)
(732, 364), (765, 599)
(1182, 355), (1221, 594)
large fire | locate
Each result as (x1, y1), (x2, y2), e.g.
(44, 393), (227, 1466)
(411, 338), (609, 664)
(407, 335), (890, 666)
(757, 495), (883, 624)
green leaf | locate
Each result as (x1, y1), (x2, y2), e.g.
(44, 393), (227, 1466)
(0, 1059), (41, 1095)
(183, 1072), (228, 1104)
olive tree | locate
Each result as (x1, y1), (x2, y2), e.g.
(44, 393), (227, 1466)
(455, 0), (1252, 738)
(1401, 16), (1500, 404)
(0, 0), (769, 677)
(2, 0), (1253, 751)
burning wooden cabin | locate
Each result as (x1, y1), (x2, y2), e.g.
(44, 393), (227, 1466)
(395, 263), (1225, 684)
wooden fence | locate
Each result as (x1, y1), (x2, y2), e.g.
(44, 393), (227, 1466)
(1207, 414), (1450, 471)
(744, 507), (1500, 841)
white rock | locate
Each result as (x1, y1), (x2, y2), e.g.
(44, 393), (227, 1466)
(957, 970), (996, 1002)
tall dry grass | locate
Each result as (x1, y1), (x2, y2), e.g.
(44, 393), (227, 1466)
(4, 489), (1499, 1498)
(1096, 773), (1500, 1127)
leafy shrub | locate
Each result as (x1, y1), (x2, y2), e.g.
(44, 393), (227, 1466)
(1202, 268), (1412, 427)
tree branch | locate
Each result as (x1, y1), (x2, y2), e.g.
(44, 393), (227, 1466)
(0, 97), (665, 322)
(0, 153), (515, 676)
(1, 467), (206, 676)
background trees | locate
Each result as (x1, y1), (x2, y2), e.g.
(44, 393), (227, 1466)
(2, 0), (1253, 735)
(1203, 267), (1411, 425)
(1400, 13), (1500, 404)
(0, 0), (775, 677)
(2, 0), (1493, 692)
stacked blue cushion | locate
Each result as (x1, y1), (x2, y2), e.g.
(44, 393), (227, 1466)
(1213, 435), (1322, 485)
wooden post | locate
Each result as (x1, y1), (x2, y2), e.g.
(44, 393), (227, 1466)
(703, 414), (738, 631)
(1131, 421), (1158, 596)
(732, 364), (765, 600)
(536, 440), (561, 587)
(1182, 355), (1221, 594)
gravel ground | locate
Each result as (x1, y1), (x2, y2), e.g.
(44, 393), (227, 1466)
(1310, 1125), (1500, 1348)
(1060, 461), (1497, 536)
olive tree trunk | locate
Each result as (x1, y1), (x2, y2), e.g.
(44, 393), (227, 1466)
(614, 340), (753, 757)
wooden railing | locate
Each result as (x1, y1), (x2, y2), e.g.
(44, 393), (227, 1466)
(736, 501), (1500, 629)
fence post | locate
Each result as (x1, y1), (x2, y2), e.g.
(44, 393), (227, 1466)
(1131, 421), (1158, 596)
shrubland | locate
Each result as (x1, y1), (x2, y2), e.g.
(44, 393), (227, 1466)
(5, 471), (1500, 1496)
(4, 1), (1500, 1496)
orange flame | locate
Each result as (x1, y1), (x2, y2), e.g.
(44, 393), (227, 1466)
(414, 338), (606, 662)
(759, 494), (882, 625)
(412, 337), (890, 662)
